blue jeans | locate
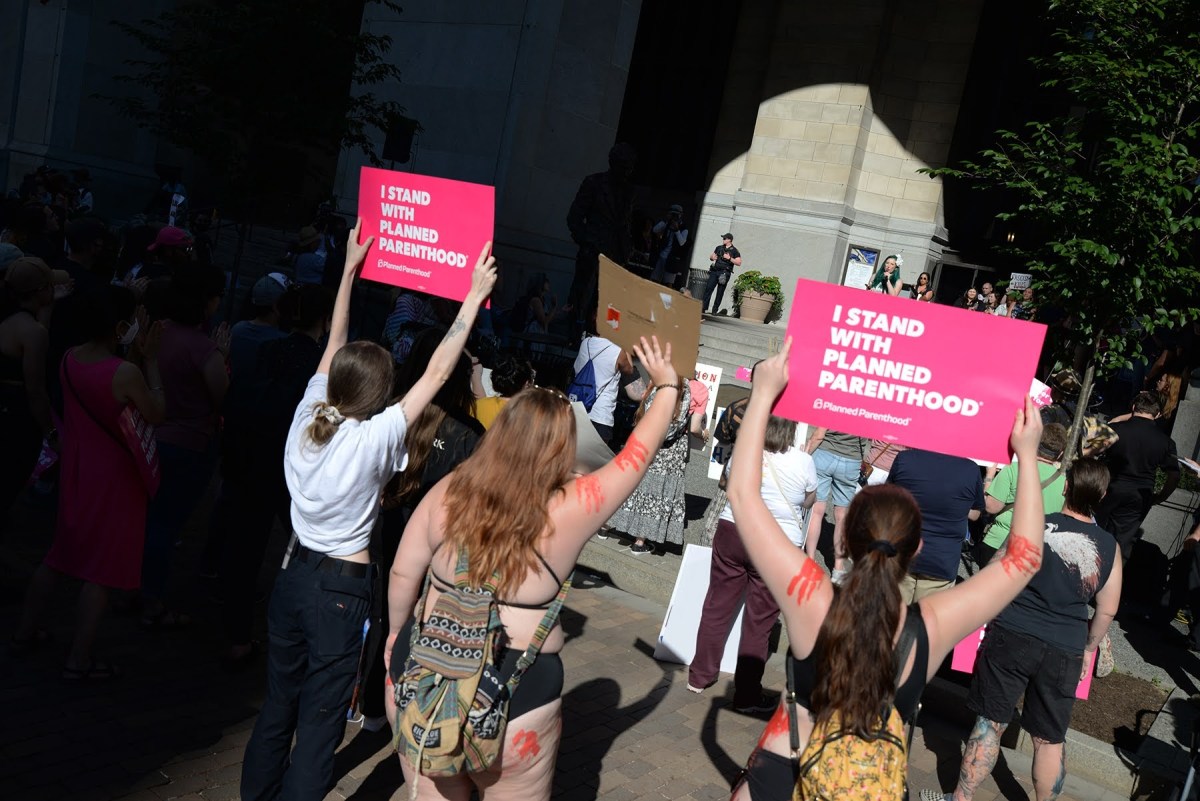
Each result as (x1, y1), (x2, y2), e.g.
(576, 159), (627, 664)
(241, 552), (374, 801)
(704, 270), (730, 312)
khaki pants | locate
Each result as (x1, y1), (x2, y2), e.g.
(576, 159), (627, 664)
(899, 573), (954, 603)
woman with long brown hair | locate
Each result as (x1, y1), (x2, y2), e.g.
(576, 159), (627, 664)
(384, 336), (680, 800)
(726, 340), (1047, 800)
(240, 225), (497, 801)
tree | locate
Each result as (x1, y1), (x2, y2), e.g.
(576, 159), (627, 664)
(106, 0), (415, 214)
(925, 0), (1200, 464)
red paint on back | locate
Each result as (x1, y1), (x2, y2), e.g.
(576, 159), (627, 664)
(757, 704), (789, 748)
(512, 729), (541, 761)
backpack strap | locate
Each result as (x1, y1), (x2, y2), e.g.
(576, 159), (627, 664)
(505, 571), (574, 690)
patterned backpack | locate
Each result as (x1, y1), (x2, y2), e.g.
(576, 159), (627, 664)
(789, 612), (920, 801)
(392, 547), (571, 780)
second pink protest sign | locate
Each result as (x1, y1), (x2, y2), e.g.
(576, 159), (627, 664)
(356, 167), (495, 301)
(773, 279), (1046, 464)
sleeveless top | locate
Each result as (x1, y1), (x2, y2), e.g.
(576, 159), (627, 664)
(789, 603), (930, 722)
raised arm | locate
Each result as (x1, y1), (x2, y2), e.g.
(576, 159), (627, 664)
(400, 243), (497, 423)
(556, 337), (680, 543)
(727, 339), (833, 657)
(919, 396), (1045, 673)
(317, 218), (375, 375)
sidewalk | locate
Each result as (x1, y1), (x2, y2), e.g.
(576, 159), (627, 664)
(0, 489), (1118, 801)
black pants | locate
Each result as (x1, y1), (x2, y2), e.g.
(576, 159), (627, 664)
(1095, 482), (1152, 561)
(703, 270), (730, 312)
(241, 551), (373, 801)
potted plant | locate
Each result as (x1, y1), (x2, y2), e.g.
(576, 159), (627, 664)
(732, 270), (783, 323)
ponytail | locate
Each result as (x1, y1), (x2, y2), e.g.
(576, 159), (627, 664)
(811, 485), (920, 733)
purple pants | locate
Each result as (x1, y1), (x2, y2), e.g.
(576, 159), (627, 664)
(688, 519), (781, 705)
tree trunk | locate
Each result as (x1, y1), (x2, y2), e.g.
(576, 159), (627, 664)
(1063, 333), (1104, 471)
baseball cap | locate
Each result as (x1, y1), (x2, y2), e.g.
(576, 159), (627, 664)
(722, 233), (734, 241)
(147, 226), (194, 251)
(4, 256), (52, 295)
(251, 272), (291, 307)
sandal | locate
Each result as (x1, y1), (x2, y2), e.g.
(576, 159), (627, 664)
(62, 661), (121, 681)
(140, 608), (194, 631)
(9, 629), (51, 655)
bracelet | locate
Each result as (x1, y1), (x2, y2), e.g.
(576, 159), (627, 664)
(653, 383), (681, 392)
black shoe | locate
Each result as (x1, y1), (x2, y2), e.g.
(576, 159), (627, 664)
(732, 694), (779, 714)
(629, 541), (653, 555)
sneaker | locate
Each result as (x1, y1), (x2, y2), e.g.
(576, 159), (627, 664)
(1096, 633), (1114, 677)
(830, 567), (850, 586)
(732, 694), (778, 714)
(595, 526), (613, 540)
(629, 541), (653, 555)
(1176, 608), (1193, 626)
(360, 715), (389, 733)
(686, 683), (705, 694)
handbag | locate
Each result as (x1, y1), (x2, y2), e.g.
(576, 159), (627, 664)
(857, 441), (886, 487)
(61, 353), (161, 497)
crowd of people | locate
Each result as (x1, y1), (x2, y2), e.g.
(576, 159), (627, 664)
(0, 167), (1191, 801)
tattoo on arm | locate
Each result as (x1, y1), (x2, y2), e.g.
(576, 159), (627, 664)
(787, 560), (826, 606)
(441, 317), (467, 343)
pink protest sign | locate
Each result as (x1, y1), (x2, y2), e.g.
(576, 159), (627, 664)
(356, 167), (494, 301)
(774, 280), (1046, 463)
(951, 625), (1096, 700)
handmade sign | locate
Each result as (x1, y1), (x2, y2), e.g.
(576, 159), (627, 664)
(774, 279), (1046, 464)
(693, 363), (723, 430)
(599, 255), (702, 375)
(356, 167), (494, 300)
(952, 625), (1096, 700)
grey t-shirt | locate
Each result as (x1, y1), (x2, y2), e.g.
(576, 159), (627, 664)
(819, 430), (868, 460)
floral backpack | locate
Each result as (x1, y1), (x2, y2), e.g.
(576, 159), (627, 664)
(789, 611), (921, 801)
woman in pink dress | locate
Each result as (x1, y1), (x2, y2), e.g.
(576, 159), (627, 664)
(15, 285), (165, 678)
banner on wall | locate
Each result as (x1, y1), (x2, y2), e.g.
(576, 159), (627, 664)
(773, 279), (1046, 464)
(356, 167), (495, 301)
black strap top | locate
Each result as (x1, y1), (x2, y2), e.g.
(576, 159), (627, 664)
(428, 542), (564, 610)
(789, 603), (930, 722)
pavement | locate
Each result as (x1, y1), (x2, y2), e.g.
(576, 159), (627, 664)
(0, 476), (1131, 801)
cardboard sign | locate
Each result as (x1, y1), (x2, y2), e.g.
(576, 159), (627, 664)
(774, 279), (1046, 464)
(951, 625), (1096, 700)
(599, 255), (702, 375)
(654, 544), (744, 674)
(356, 167), (495, 300)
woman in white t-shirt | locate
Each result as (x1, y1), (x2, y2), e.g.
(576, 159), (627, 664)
(240, 223), (497, 801)
(687, 415), (817, 710)
(573, 332), (630, 444)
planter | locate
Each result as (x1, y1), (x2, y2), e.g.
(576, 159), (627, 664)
(738, 291), (775, 323)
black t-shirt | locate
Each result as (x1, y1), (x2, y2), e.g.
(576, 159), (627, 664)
(711, 244), (740, 273)
(995, 512), (1117, 652)
(1105, 415), (1178, 490)
(888, 449), (984, 580)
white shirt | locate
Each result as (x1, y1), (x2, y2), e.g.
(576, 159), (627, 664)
(574, 335), (622, 426)
(721, 447), (817, 546)
(994, 304), (1011, 317)
(285, 374), (409, 556)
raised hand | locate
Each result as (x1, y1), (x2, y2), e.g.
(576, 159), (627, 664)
(344, 218), (375, 276)
(1009, 395), (1042, 459)
(468, 241), (498, 302)
(752, 337), (791, 400)
(632, 335), (675, 387)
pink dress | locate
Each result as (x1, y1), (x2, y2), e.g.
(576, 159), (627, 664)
(47, 353), (148, 589)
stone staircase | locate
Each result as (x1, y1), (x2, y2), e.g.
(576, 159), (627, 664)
(697, 314), (785, 387)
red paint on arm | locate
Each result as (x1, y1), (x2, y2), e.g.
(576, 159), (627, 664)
(614, 434), (649, 473)
(756, 703), (789, 748)
(1000, 533), (1041, 577)
(575, 475), (604, 514)
(512, 729), (541, 761)
(787, 559), (826, 606)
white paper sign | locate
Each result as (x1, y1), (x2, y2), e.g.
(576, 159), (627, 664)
(654, 544), (743, 674)
(1008, 272), (1032, 291)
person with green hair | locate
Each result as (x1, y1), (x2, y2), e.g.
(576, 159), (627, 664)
(865, 254), (903, 296)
